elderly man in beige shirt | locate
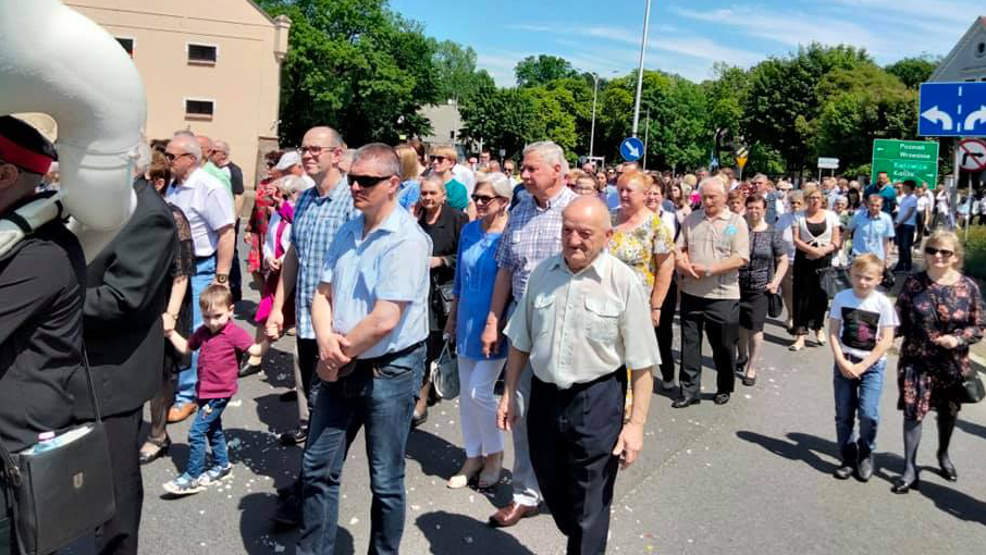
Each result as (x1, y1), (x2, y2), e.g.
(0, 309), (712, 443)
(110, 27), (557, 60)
(497, 196), (658, 555)
(673, 176), (750, 408)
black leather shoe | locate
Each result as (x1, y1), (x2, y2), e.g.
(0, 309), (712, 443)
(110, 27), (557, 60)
(938, 452), (958, 482)
(272, 494), (301, 528)
(891, 476), (920, 494)
(279, 426), (308, 446)
(857, 455), (874, 482)
(671, 397), (700, 409)
(714, 393), (730, 405)
(238, 360), (262, 378)
(412, 408), (428, 427)
(832, 463), (853, 480)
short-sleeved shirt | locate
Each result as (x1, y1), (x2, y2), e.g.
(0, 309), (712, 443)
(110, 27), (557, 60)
(397, 179), (420, 210)
(495, 186), (577, 302)
(776, 211), (799, 262)
(879, 185), (896, 214)
(444, 179), (469, 211)
(188, 321), (254, 399)
(738, 225), (786, 291)
(676, 208), (750, 300)
(828, 289), (898, 360)
(320, 205), (432, 359)
(166, 168), (235, 257)
(453, 220), (505, 360)
(897, 193), (918, 226)
(607, 210), (674, 290)
(848, 209), (895, 259)
(291, 177), (356, 339)
(203, 161), (233, 200)
(504, 252), (659, 389)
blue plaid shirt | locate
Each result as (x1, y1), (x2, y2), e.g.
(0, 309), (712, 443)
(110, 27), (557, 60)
(495, 186), (577, 302)
(291, 176), (356, 339)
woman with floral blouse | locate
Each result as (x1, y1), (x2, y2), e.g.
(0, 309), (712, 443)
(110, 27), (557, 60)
(608, 170), (676, 388)
(893, 230), (985, 493)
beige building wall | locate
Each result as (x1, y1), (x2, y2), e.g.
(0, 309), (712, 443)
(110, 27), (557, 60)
(66, 0), (289, 189)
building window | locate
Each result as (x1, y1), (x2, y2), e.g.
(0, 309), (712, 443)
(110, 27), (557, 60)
(187, 44), (217, 65)
(115, 37), (134, 57)
(185, 99), (214, 121)
(976, 42), (985, 58)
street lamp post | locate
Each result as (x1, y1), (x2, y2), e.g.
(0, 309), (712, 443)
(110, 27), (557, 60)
(631, 0), (652, 137)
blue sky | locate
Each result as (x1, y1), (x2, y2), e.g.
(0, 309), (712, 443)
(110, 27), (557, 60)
(390, 0), (984, 86)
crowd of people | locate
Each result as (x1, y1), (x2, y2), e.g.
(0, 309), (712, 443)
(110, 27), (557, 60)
(1, 113), (984, 555)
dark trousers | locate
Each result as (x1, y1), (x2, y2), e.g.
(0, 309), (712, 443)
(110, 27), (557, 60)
(96, 407), (143, 555)
(657, 279), (678, 383)
(679, 293), (737, 399)
(529, 373), (624, 555)
(896, 224), (915, 270)
(792, 254), (830, 335)
(298, 337), (319, 414)
(230, 220), (243, 302)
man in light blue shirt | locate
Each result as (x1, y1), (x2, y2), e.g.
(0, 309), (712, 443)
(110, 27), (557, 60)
(848, 194), (895, 267)
(299, 143), (431, 555)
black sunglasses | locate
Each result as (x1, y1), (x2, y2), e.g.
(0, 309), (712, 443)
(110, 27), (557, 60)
(164, 152), (192, 162)
(471, 194), (497, 204)
(924, 247), (954, 258)
(429, 155), (446, 163)
(349, 173), (392, 188)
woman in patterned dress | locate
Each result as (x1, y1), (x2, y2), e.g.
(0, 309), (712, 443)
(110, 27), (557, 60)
(243, 150), (282, 291)
(607, 170), (675, 388)
(892, 230), (985, 493)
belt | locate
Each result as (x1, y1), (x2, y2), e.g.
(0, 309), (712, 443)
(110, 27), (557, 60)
(336, 340), (426, 378)
(195, 253), (215, 262)
(845, 353), (866, 363)
(534, 368), (622, 393)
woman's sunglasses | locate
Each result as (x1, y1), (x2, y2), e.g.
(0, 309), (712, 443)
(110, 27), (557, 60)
(924, 247), (954, 258)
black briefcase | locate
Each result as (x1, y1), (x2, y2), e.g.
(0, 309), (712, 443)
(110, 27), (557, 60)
(0, 350), (115, 554)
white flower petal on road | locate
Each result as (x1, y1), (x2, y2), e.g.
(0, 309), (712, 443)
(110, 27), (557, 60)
(349, 517), (359, 525)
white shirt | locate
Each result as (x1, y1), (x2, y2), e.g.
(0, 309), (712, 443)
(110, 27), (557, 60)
(263, 212), (292, 263)
(776, 211), (799, 262)
(828, 289), (899, 360)
(937, 191), (949, 213)
(504, 252), (660, 389)
(896, 193), (918, 225)
(916, 193), (929, 213)
(166, 168), (235, 257)
(452, 163), (476, 196)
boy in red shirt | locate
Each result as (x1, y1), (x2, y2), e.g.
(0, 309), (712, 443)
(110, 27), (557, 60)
(163, 285), (261, 495)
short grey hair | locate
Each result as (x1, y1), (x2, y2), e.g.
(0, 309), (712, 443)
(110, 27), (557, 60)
(698, 176), (726, 195)
(523, 141), (569, 174)
(170, 134), (202, 161)
(351, 143), (400, 177)
(276, 175), (308, 195)
(213, 140), (230, 154)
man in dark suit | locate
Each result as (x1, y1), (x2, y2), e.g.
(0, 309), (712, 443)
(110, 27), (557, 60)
(83, 159), (177, 554)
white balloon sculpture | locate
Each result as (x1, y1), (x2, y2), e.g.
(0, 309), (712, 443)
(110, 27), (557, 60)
(0, 0), (145, 258)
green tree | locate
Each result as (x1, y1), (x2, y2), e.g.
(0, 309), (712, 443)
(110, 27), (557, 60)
(514, 55), (577, 88)
(885, 56), (939, 89)
(459, 87), (537, 159)
(431, 40), (494, 103)
(260, 0), (438, 145)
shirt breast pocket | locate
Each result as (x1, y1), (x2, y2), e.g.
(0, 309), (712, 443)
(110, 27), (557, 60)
(532, 294), (556, 338)
(584, 297), (620, 343)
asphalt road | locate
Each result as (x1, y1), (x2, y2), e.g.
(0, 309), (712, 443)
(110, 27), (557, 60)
(137, 282), (986, 554)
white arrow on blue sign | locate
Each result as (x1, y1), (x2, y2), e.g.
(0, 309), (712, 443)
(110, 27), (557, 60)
(918, 82), (986, 137)
(620, 136), (644, 162)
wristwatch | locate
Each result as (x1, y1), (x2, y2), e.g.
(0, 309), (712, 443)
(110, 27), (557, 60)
(215, 273), (229, 284)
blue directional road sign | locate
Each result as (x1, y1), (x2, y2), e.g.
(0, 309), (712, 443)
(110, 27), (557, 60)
(918, 82), (986, 137)
(620, 136), (644, 162)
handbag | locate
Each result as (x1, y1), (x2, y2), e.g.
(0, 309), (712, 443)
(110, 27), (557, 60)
(430, 339), (459, 400)
(436, 282), (455, 318)
(881, 268), (895, 290)
(959, 374), (986, 404)
(0, 349), (116, 555)
(817, 266), (851, 299)
(768, 291), (784, 318)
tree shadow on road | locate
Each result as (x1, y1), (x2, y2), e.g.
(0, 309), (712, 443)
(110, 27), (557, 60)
(956, 417), (986, 441)
(736, 430), (839, 474)
(416, 511), (536, 554)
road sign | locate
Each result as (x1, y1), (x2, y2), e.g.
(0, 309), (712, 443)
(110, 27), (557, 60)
(735, 146), (749, 169)
(871, 139), (939, 188)
(918, 82), (986, 137)
(817, 157), (839, 169)
(620, 136), (644, 162)
(498, 148), (506, 158)
(958, 138), (986, 171)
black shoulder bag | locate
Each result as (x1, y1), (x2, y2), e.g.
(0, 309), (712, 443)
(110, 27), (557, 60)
(0, 349), (116, 554)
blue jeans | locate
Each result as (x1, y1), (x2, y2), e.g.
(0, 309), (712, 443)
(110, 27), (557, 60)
(176, 256), (216, 406)
(833, 357), (885, 461)
(297, 343), (424, 555)
(185, 397), (230, 478)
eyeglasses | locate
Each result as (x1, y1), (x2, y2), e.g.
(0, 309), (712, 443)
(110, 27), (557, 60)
(266, 161), (276, 168)
(348, 173), (393, 188)
(471, 194), (498, 204)
(429, 155), (446, 163)
(808, 196), (823, 201)
(164, 152), (192, 162)
(299, 145), (329, 156)
(924, 247), (954, 258)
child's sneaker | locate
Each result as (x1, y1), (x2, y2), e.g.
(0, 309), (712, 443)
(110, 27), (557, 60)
(162, 474), (206, 496)
(199, 464), (233, 486)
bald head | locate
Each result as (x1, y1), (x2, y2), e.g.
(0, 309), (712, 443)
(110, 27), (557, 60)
(562, 196), (613, 272)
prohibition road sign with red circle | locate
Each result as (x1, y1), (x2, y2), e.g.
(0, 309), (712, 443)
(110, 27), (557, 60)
(959, 138), (986, 172)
